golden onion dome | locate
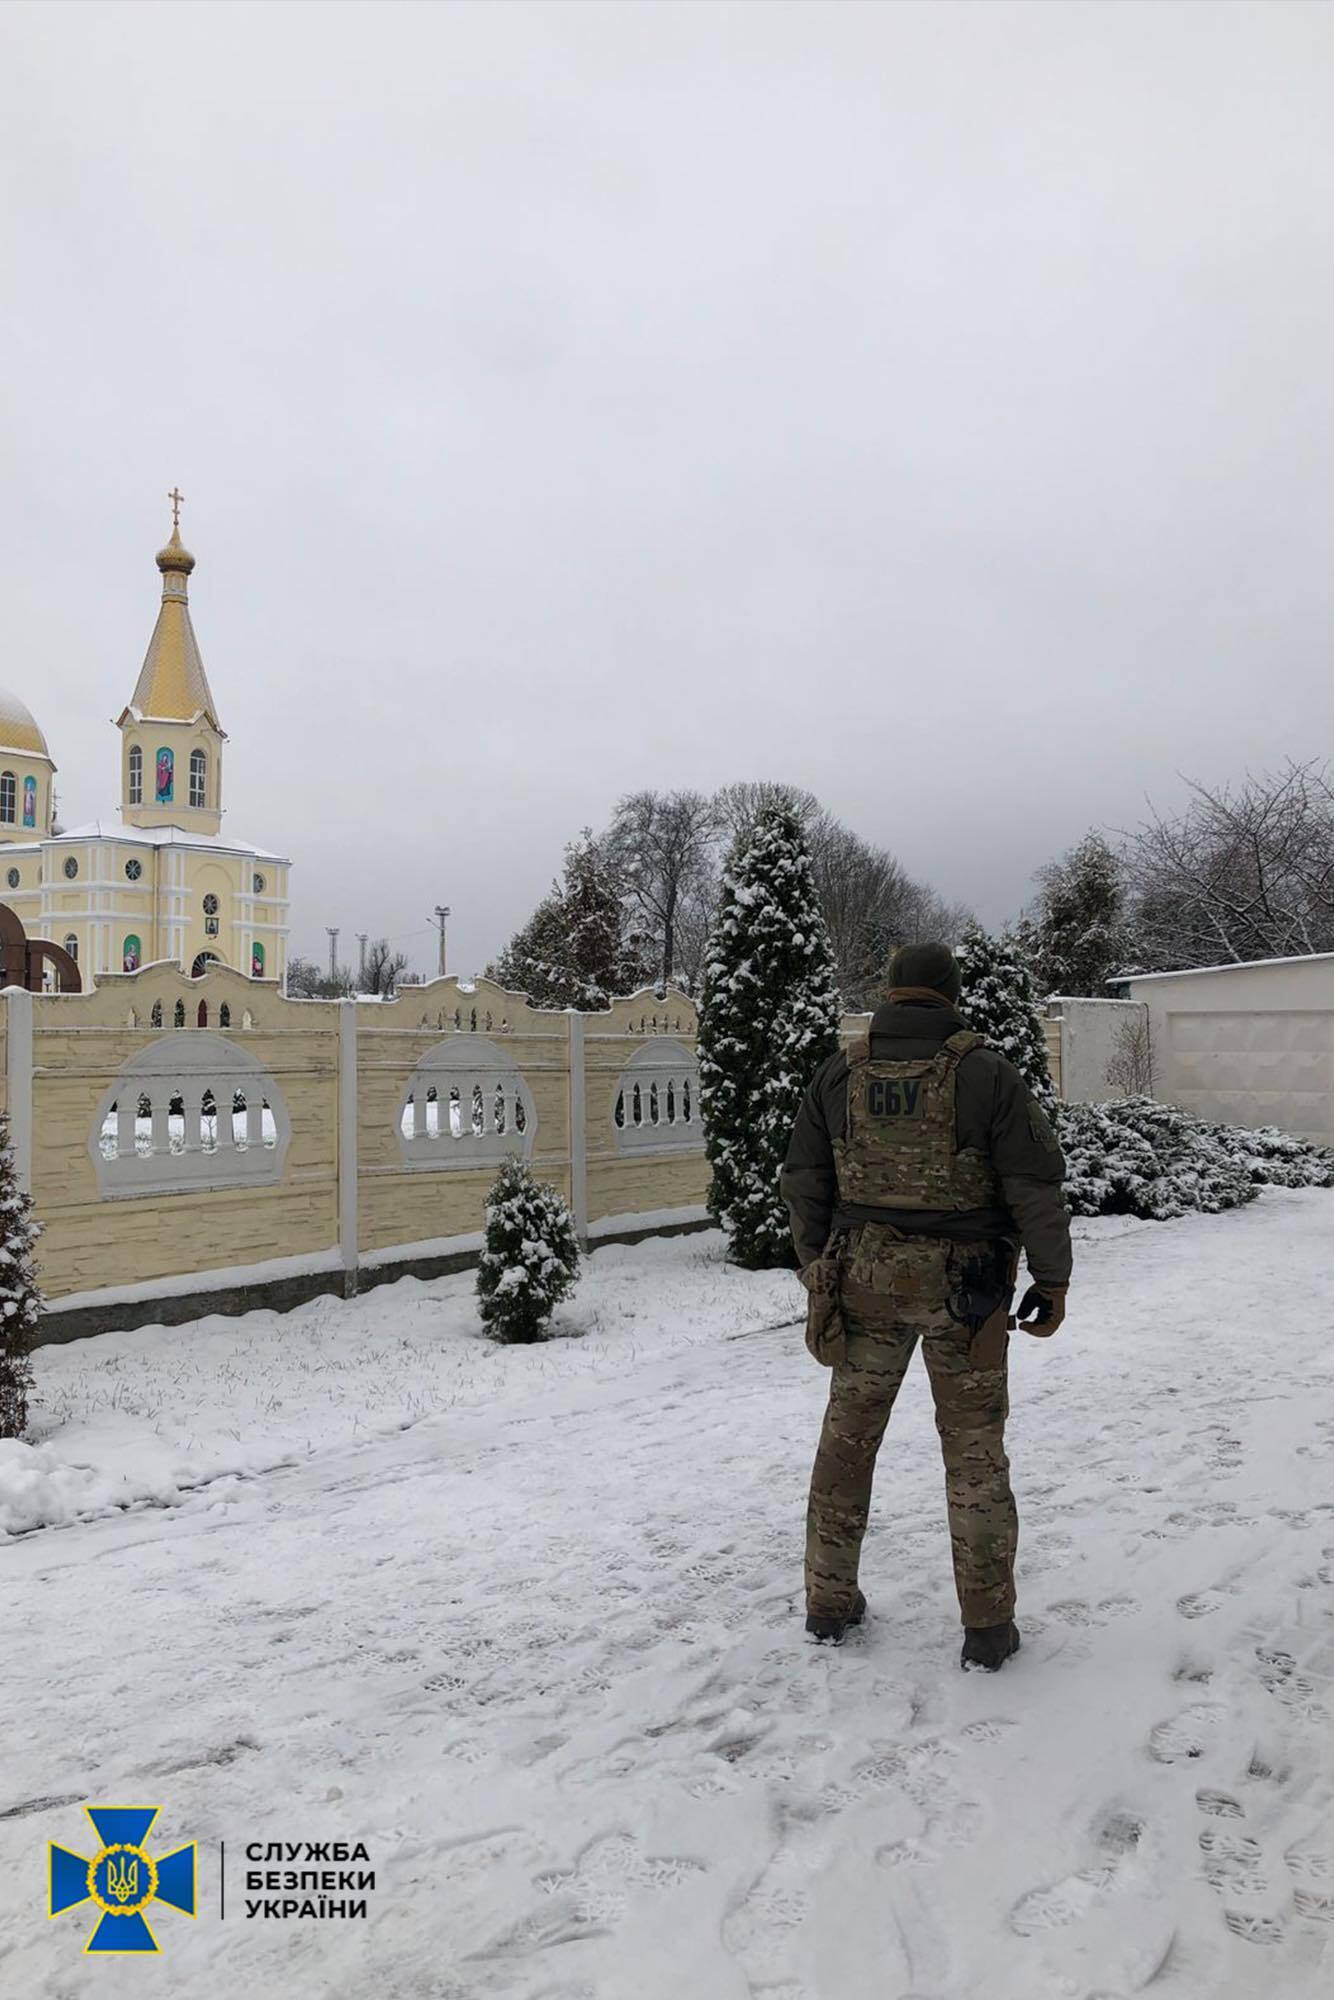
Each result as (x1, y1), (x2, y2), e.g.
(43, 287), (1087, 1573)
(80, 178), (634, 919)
(156, 525), (196, 576)
(0, 686), (51, 758)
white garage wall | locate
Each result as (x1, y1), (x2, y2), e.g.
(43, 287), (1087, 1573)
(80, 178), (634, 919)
(1126, 954), (1334, 1141)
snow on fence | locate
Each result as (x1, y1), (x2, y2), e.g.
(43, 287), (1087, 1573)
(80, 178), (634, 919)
(8, 967), (706, 1336)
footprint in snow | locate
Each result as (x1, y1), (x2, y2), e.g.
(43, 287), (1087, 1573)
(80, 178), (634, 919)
(1286, 1835), (1334, 1923)
(1199, 1828), (1268, 1897)
(1197, 1788), (1245, 1819)
(1010, 1865), (1118, 1935)
(1148, 1703), (1225, 1764)
(1176, 1588), (1229, 1620)
(1254, 1646), (1329, 1721)
(534, 1831), (705, 1927)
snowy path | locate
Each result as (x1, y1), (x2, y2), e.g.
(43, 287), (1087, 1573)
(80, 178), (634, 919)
(4, 1196), (1334, 1999)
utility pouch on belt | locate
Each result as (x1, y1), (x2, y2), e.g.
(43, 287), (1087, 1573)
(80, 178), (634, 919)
(799, 1239), (848, 1368)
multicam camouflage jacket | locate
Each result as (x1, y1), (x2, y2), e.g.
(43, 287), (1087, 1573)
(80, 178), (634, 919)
(780, 998), (1073, 1287)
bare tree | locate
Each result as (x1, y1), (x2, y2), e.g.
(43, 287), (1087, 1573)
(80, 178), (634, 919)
(1123, 761), (1334, 970)
(606, 789), (721, 990)
(363, 938), (409, 997)
(1105, 1010), (1154, 1097)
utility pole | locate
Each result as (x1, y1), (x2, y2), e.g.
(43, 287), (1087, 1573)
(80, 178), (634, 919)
(326, 927), (340, 984)
(357, 933), (368, 986)
(433, 905), (451, 979)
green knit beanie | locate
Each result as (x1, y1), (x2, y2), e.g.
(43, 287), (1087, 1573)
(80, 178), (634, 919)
(887, 941), (962, 1003)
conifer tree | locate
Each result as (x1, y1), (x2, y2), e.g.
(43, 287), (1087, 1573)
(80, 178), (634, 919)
(1029, 832), (1131, 997)
(0, 1112), (41, 1439)
(490, 830), (652, 1009)
(956, 925), (1057, 1112)
(476, 1157), (580, 1343)
(698, 802), (841, 1268)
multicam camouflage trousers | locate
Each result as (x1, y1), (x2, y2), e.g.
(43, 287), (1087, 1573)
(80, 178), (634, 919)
(806, 1228), (1018, 1629)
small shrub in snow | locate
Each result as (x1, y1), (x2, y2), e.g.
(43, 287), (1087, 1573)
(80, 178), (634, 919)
(1058, 1096), (1334, 1220)
(0, 1112), (41, 1439)
(476, 1158), (580, 1344)
(957, 925), (1057, 1113)
(698, 802), (841, 1269)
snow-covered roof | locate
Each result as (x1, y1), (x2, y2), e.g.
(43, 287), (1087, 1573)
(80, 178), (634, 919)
(50, 819), (287, 862)
(1120, 950), (1334, 985)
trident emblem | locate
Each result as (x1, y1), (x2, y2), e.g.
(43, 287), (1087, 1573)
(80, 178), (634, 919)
(106, 1852), (140, 1904)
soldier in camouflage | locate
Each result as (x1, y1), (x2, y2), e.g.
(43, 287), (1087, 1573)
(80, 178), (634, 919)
(781, 941), (1072, 1670)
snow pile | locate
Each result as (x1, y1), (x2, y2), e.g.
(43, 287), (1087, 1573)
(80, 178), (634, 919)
(1060, 1095), (1334, 1219)
(0, 1438), (109, 1534)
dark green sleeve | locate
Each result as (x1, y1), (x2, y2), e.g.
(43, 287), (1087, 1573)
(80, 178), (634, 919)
(780, 1056), (843, 1268)
(987, 1058), (1074, 1287)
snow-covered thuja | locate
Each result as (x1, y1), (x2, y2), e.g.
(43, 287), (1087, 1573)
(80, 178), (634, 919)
(697, 802), (841, 1268)
(0, 1111), (41, 1439)
(476, 1158), (580, 1344)
(956, 926), (1057, 1114)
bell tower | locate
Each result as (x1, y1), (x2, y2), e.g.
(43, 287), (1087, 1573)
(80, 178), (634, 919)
(117, 492), (226, 836)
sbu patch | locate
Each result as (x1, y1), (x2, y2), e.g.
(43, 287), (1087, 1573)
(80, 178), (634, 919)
(866, 1078), (925, 1118)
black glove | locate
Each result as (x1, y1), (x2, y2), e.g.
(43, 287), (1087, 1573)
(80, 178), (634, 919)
(1014, 1283), (1067, 1337)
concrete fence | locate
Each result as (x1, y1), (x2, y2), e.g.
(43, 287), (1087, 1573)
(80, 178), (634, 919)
(1044, 997), (1148, 1104)
(6, 966), (711, 1344)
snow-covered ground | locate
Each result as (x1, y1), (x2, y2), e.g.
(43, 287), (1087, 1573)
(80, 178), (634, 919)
(4, 1195), (1334, 1998)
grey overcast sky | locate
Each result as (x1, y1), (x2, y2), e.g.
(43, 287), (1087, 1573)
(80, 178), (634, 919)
(3, 0), (1333, 977)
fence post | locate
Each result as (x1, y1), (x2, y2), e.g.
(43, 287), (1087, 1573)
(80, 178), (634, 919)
(568, 1010), (588, 1248)
(338, 998), (359, 1295)
(5, 986), (33, 1197)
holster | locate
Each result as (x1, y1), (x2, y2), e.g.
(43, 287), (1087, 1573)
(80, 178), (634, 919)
(798, 1237), (848, 1368)
(949, 1241), (1020, 1370)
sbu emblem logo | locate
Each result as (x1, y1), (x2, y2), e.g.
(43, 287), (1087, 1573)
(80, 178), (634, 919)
(49, 1806), (197, 1954)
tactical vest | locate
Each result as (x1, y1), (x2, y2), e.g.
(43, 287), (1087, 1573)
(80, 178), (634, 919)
(833, 1030), (1002, 1213)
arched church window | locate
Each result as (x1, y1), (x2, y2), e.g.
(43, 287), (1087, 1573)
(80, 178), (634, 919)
(0, 773), (14, 823)
(128, 744), (143, 806)
(189, 749), (207, 808)
(251, 941), (265, 978)
(22, 777), (36, 828)
(122, 935), (142, 974)
(154, 747), (174, 805)
(64, 935), (78, 963)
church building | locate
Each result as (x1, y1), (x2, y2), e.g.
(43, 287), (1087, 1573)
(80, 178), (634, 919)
(0, 500), (291, 985)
